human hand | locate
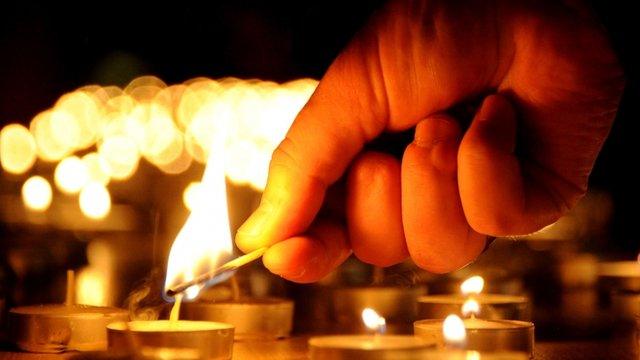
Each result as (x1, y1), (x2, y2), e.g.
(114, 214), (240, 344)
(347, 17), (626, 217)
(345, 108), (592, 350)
(236, 0), (624, 281)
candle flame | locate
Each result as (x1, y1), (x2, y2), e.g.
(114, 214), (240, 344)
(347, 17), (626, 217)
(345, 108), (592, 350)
(461, 298), (480, 317)
(443, 314), (466, 345)
(361, 308), (386, 334)
(460, 275), (484, 296)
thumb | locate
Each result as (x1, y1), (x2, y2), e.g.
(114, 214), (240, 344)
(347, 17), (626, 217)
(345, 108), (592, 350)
(235, 20), (390, 252)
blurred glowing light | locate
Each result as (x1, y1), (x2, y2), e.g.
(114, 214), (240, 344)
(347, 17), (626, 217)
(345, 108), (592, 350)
(76, 267), (107, 306)
(22, 176), (52, 211)
(443, 314), (466, 345)
(54, 156), (89, 194)
(82, 152), (111, 185)
(461, 299), (480, 317)
(362, 308), (386, 334)
(182, 181), (203, 211)
(1, 123), (37, 174)
(30, 111), (69, 162)
(98, 135), (140, 181)
(79, 182), (111, 219)
(460, 276), (484, 296)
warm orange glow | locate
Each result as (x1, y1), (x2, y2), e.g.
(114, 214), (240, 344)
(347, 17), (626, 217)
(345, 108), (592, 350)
(460, 276), (484, 296)
(79, 182), (111, 219)
(98, 135), (140, 181)
(443, 314), (466, 345)
(22, 176), (53, 211)
(16, 76), (317, 194)
(0, 123), (37, 174)
(76, 267), (107, 306)
(182, 181), (202, 211)
(31, 110), (70, 162)
(54, 156), (89, 194)
(82, 152), (111, 185)
(164, 140), (234, 300)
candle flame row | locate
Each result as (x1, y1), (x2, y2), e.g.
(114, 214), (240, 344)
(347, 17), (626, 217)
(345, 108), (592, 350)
(2, 75), (318, 221)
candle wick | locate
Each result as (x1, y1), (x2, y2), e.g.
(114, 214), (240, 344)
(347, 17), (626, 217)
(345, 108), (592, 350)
(65, 270), (76, 306)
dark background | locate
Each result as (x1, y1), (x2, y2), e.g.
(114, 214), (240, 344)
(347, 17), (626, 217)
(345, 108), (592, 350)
(0, 1), (637, 253)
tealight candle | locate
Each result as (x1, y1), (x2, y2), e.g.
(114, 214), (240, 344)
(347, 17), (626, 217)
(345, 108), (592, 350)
(309, 334), (434, 360)
(420, 350), (529, 360)
(308, 308), (435, 360)
(8, 270), (128, 353)
(332, 285), (427, 333)
(414, 317), (534, 356)
(107, 320), (234, 360)
(181, 276), (293, 340)
(598, 261), (640, 292)
(418, 276), (530, 321)
(181, 297), (293, 340)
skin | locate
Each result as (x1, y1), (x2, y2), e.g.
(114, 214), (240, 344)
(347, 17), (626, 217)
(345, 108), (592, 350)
(235, 0), (624, 281)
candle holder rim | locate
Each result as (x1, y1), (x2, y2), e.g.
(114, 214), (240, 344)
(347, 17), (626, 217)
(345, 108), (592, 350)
(107, 320), (234, 332)
(414, 318), (534, 331)
(417, 294), (529, 304)
(10, 304), (128, 316)
(308, 334), (433, 350)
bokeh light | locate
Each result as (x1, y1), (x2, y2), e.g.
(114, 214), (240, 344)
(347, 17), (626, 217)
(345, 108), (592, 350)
(98, 135), (140, 181)
(182, 181), (202, 211)
(0, 123), (37, 174)
(82, 152), (111, 185)
(15, 76), (318, 198)
(21, 176), (53, 211)
(54, 156), (89, 194)
(79, 182), (111, 219)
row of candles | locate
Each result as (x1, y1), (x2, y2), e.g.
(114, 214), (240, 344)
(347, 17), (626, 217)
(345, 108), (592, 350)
(9, 273), (534, 359)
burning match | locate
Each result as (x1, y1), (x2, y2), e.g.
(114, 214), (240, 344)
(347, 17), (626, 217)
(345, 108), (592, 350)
(165, 247), (267, 297)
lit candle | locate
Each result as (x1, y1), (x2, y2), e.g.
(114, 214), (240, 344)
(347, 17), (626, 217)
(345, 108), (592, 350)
(107, 319), (234, 360)
(414, 298), (534, 356)
(599, 260), (640, 321)
(418, 276), (530, 321)
(181, 277), (294, 340)
(9, 270), (128, 353)
(415, 313), (530, 359)
(331, 280), (427, 334)
(308, 308), (434, 359)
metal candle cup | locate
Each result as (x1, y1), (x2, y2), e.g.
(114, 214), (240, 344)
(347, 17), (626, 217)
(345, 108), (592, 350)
(308, 334), (434, 360)
(332, 286), (427, 333)
(107, 320), (234, 360)
(598, 261), (640, 292)
(9, 304), (128, 353)
(420, 350), (529, 359)
(181, 297), (293, 340)
(417, 294), (531, 321)
(414, 318), (534, 356)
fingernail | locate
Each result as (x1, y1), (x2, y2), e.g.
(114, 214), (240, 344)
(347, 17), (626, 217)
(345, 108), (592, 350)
(237, 199), (274, 238)
(414, 116), (459, 148)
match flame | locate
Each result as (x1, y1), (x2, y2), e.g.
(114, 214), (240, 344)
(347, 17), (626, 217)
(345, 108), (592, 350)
(461, 299), (480, 317)
(163, 138), (234, 300)
(362, 308), (386, 334)
(460, 275), (484, 296)
(443, 314), (466, 346)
